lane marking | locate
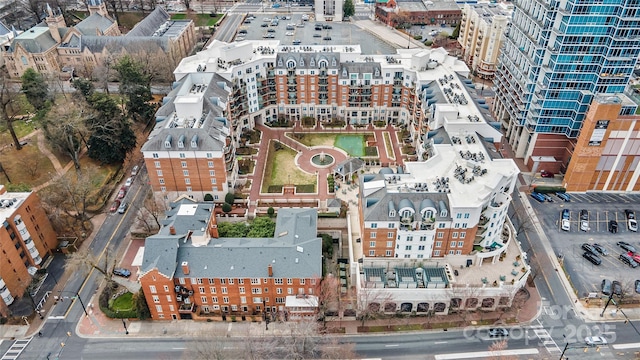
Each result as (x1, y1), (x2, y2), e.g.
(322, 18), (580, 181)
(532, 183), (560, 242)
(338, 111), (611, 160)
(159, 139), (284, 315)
(384, 344), (399, 347)
(434, 348), (539, 359)
(613, 342), (640, 350)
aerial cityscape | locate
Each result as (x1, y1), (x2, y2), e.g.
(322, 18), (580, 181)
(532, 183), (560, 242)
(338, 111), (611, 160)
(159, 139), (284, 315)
(0, 0), (639, 358)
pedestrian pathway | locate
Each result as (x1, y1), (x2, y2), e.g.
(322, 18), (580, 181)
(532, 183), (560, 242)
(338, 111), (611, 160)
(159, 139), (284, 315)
(244, 121), (405, 215)
(32, 130), (81, 192)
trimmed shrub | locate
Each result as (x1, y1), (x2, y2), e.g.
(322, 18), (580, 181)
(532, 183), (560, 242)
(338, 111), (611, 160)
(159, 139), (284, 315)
(222, 203), (232, 213)
(532, 185), (566, 194)
(267, 207), (275, 217)
(204, 193), (214, 201)
(225, 192), (235, 204)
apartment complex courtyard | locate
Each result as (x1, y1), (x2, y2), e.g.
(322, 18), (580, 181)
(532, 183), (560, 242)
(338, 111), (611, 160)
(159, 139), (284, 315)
(239, 120), (407, 215)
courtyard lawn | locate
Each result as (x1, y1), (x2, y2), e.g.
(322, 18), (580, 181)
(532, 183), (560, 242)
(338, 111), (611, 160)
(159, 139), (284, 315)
(335, 135), (366, 157)
(289, 133), (369, 157)
(0, 142), (55, 189)
(171, 13), (222, 27)
(262, 141), (316, 193)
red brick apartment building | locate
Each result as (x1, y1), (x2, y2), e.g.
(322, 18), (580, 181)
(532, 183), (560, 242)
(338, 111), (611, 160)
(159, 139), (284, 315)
(139, 200), (321, 320)
(0, 185), (57, 316)
(142, 72), (237, 202)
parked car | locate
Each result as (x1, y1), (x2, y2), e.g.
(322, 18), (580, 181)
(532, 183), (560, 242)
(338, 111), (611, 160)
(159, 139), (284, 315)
(580, 209), (589, 231)
(582, 243), (597, 255)
(585, 336), (608, 346)
(628, 251), (640, 263)
(601, 279), (612, 296)
(635, 280), (640, 294)
(540, 170), (555, 178)
(592, 243), (608, 256)
(109, 200), (121, 213)
(544, 193), (554, 202)
(556, 192), (570, 202)
(561, 209), (570, 231)
(117, 201), (129, 214)
(612, 280), (623, 297)
(617, 241), (637, 253)
(131, 165), (139, 177)
(530, 192), (546, 203)
(117, 187), (127, 200)
(488, 328), (509, 337)
(124, 177), (133, 188)
(609, 220), (618, 233)
(583, 252), (602, 265)
(113, 268), (131, 278)
(619, 253), (639, 268)
(625, 209), (637, 232)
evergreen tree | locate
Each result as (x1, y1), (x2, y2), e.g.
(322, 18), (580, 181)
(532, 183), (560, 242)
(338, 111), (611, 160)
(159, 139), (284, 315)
(21, 68), (49, 110)
(343, 0), (355, 18)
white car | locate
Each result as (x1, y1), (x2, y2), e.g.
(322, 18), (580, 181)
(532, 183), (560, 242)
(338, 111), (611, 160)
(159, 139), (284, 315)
(124, 177), (133, 188)
(585, 336), (608, 346)
(626, 210), (637, 232)
(131, 165), (139, 177)
(561, 219), (570, 231)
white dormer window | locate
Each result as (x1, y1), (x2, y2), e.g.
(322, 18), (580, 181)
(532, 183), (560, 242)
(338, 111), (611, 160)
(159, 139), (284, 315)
(342, 68), (348, 77)
(375, 68), (380, 77)
(300, 58), (305, 67)
(389, 210), (396, 217)
(164, 135), (172, 149)
(319, 59), (328, 68)
(310, 58), (315, 67)
(178, 141), (184, 148)
(331, 58), (337, 67)
(440, 208), (448, 217)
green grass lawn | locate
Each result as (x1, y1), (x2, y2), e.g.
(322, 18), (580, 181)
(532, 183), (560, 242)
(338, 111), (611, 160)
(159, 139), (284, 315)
(111, 292), (134, 311)
(335, 135), (366, 157)
(262, 141), (316, 193)
(290, 133), (369, 157)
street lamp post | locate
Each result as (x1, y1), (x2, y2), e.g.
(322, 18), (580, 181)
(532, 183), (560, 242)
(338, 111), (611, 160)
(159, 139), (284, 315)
(121, 318), (129, 335)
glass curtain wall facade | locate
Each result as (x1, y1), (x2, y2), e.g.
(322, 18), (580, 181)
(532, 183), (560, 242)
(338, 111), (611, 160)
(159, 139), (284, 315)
(493, 0), (640, 158)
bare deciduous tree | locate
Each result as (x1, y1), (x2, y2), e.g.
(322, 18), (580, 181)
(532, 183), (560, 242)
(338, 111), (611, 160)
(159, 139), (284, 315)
(184, 327), (276, 360)
(41, 100), (94, 171)
(40, 165), (101, 227)
(0, 66), (24, 150)
(136, 191), (167, 233)
(65, 245), (116, 280)
(356, 285), (394, 327)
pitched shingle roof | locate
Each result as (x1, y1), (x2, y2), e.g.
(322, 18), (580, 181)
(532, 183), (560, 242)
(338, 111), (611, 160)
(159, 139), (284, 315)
(126, 7), (170, 37)
(75, 13), (115, 36)
(141, 204), (322, 279)
(81, 36), (168, 53)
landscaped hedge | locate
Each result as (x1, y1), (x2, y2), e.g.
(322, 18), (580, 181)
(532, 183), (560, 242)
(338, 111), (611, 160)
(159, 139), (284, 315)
(532, 185), (566, 194)
(99, 281), (137, 319)
(296, 184), (315, 193)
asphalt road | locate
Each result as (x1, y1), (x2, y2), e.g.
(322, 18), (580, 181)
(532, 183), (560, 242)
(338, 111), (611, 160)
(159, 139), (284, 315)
(15, 166), (150, 360)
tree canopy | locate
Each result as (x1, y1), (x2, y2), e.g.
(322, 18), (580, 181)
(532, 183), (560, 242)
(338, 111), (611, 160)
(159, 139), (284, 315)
(21, 68), (50, 110)
(217, 217), (276, 238)
(114, 56), (154, 123)
(343, 0), (355, 18)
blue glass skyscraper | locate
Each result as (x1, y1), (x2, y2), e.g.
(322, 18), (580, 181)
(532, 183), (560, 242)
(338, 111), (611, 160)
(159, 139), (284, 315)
(493, 0), (640, 163)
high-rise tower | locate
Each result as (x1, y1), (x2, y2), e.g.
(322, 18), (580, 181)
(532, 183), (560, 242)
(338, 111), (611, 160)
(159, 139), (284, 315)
(493, 0), (640, 169)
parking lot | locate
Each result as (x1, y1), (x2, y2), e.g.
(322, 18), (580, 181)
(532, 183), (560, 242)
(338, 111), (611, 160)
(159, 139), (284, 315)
(235, 13), (396, 54)
(530, 192), (640, 298)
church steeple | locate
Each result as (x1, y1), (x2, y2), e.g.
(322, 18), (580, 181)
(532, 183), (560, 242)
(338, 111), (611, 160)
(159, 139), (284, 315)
(45, 4), (65, 43)
(88, 0), (109, 17)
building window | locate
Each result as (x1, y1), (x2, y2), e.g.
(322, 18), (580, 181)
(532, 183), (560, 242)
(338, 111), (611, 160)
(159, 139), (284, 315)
(369, 241), (376, 247)
(183, 170), (189, 176)
(228, 279), (234, 284)
(450, 241), (456, 247)
(152, 295), (160, 303)
(435, 241), (442, 247)
(252, 288), (261, 294)
(223, 297), (229, 303)
(448, 250), (455, 255)
(198, 286), (205, 293)
(181, 161), (187, 168)
(458, 241), (464, 247)
(253, 297), (262, 304)
(388, 232), (394, 238)
(452, 232), (458, 238)
(221, 287), (228, 294)
(201, 296), (208, 303)
(369, 250), (375, 256)
(208, 161), (214, 168)
(154, 161), (160, 168)
(460, 232), (466, 239)
(455, 250), (462, 255)
(212, 297), (218, 303)
(277, 288), (282, 294)
(239, 287), (245, 294)
(434, 250), (441, 256)
(163, 285), (169, 292)
(386, 250), (392, 256)
(179, 153), (186, 158)
(437, 232), (444, 238)
(386, 241), (393, 247)
(240, 296), (247, 304)
(149, 285), (157, 294)
(371, 223), (377, 228)
(405, 245), (412, 250)
(209, 170), (215, 177)
(159, 178), (165, 184)
(418, 245), (425, 250)
(156, 170), (163, 176)
(371, 232), (376, 238)
(155, 305), (162, 312)
(462, 223), (468, 229)
(300, 279), (305, 285)
(210, 287), (215, 293)
(238, 279), (244, 284)
(251, 278), (260, 285)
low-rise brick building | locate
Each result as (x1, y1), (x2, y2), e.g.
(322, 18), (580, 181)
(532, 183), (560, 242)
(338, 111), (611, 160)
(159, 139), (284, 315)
(139, 201), (322, 320)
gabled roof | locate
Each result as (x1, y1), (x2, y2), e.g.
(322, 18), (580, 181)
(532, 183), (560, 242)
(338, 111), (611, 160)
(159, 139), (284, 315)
(0, 22), (10, 36)
(75, 13), (115, 36)
(140, 204), (322, 279)
(126, 7), (171, 37)
(81, 36), (168, 53)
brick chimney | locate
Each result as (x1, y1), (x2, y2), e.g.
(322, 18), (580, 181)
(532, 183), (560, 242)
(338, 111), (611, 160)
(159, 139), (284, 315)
(268, 264), (273, 277)
(181, 261), (190, 275)
(169, 226), (176, 235)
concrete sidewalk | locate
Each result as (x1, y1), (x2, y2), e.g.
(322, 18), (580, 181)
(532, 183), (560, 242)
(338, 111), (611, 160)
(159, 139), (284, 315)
(72, 283), (542, 339)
